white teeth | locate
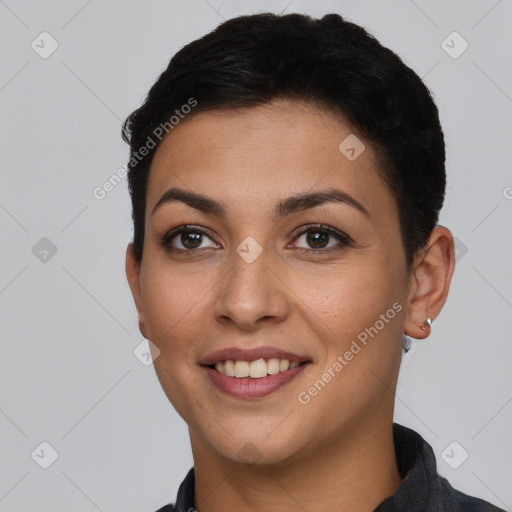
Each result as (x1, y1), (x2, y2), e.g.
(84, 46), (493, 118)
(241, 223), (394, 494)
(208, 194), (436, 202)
(249, 359), (268, 379)
(234, 360), (250, 378)
(212, 358), (306, 378)
(224, 360), (235, 377)
(267, 358), (280, 375)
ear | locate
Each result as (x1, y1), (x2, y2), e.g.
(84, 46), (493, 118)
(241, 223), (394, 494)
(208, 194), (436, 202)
(125, 243), (148, 338)
(404, 226), (455, 339)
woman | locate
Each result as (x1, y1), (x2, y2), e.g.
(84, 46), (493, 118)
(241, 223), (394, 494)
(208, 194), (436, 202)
(123, 12), (504, 512)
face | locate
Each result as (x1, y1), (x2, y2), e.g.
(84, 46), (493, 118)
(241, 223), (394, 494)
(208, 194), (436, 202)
(127, 99), (414, 466)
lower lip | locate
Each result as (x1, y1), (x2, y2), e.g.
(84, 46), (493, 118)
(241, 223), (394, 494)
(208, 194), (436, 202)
(202, 364), (310, 398)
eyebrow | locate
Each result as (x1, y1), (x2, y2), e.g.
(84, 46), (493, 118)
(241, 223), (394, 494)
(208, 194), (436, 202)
(151, 186), (369, 221)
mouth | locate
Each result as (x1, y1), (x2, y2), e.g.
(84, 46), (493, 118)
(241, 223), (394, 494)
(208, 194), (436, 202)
(199, 348), (313, 398)
(203, 358), (312, 379)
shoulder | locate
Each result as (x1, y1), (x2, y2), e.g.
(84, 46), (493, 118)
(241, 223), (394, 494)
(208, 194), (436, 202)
(389, 424), (506, 512)
(438, 475), (506, 511)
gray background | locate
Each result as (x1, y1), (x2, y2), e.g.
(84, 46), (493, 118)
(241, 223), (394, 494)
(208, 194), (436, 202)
(1, 0), (511, 511)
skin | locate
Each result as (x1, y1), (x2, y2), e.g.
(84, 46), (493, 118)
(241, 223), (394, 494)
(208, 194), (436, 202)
(126, 99), (455, 512)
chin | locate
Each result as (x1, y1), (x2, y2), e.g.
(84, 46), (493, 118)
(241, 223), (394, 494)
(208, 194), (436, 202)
(195, 419), (311, 467)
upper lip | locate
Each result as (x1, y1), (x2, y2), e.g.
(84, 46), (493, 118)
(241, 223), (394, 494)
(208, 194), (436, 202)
(199, 346), (311, 366)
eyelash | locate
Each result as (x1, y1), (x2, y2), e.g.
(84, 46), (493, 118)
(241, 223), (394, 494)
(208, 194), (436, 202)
(159, 224), (353, 255)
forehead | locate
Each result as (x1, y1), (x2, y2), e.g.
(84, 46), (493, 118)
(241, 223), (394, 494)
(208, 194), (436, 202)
(146, 99), (396, 220)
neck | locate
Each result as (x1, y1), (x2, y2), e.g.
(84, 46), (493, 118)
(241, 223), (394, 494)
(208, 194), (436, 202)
(191, 418), (402, 512)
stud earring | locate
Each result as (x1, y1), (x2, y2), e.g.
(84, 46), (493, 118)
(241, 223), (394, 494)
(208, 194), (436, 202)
(420, 317), (432, 331)
(403, 318), (432, 353)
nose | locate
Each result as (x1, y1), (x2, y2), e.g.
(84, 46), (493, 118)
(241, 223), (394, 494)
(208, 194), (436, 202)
(211, 246), (290, 331)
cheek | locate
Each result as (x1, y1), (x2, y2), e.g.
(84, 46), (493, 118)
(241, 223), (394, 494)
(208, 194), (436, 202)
(139, 266), (210, 425)
(139, 265), (210, 352)
(296, 263), (394, 332)
(298, 262), (404, 387)
(295, 270), (403, 425)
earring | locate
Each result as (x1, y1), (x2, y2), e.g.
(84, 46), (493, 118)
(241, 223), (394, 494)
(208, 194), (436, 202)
(402, 334), (412, 353)
(421, 317), (432, 331)
(403, 318), (432, 353)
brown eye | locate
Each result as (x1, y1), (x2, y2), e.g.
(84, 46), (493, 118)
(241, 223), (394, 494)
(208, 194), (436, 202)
(159, 225), (219, 253)
(305, 231), (330, 249)
(180, 231), (202, 249)
(292, 225), (352, 252)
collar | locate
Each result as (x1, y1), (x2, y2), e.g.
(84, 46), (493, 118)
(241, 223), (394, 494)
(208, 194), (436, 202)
(374, 423), (441, 511)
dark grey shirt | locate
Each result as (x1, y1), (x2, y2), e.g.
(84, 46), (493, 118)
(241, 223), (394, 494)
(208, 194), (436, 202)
(155, 423), (505, 512)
